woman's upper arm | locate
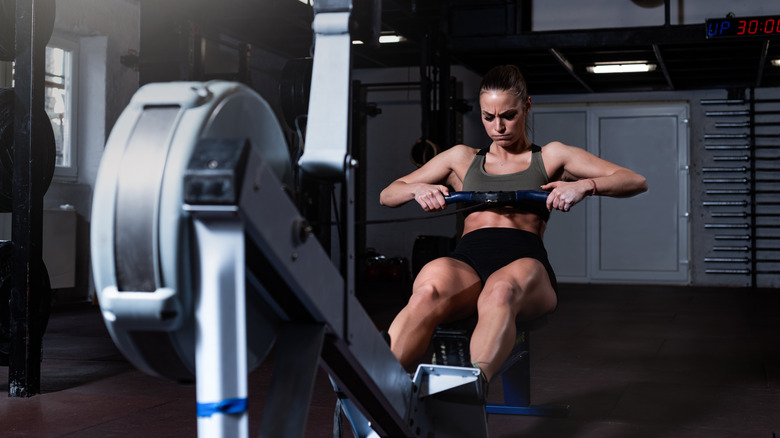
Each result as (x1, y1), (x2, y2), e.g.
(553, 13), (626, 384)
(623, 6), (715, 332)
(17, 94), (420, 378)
(545, 141), (629, 179)
(397, 145), (470, 185)
(543, 141), (647, 197)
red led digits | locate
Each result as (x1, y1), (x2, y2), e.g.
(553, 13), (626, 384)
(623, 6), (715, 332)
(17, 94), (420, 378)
(748, 20), (758, 34)
(707, 15), (780, 39)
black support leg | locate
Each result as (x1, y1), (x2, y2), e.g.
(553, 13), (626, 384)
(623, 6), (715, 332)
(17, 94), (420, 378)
(9, 0), (49, 397)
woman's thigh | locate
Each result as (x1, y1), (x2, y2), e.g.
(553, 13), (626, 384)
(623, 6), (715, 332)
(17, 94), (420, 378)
(411, 257), (483, 322)
(479, 258), (557, 321)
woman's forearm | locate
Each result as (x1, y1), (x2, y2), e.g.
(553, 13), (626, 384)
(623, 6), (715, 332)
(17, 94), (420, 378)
(380, 180), (416, 207)
(380, 180), (451, 211)
(590, 169), (648, 198)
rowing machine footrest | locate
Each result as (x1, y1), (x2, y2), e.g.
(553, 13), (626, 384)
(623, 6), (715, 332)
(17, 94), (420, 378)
(432, 316), (570, 418)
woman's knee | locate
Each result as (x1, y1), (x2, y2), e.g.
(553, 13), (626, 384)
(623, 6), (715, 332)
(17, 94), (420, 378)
(405, 281), (451, 318)
(477, 280), (518, 312)
(408, 281), (440, 307)
(409, 279), (480, 323)
(479, 260), (556, 315)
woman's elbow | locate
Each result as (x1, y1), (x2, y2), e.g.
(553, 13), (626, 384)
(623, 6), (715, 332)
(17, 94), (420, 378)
(379, 189), (396, 207)
(635, 174), (648, 195)
(380, 180), (410, 207)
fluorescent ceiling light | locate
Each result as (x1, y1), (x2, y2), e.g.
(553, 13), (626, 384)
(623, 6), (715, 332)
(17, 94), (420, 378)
(587, 61), (657, 74)
(379, 35), (405, 44)
(771, 59), (780, 67)
(352, 34), (407, 45)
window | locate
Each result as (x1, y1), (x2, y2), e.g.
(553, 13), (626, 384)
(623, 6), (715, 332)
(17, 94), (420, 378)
(0, 34), (79, 180)
(46, 35), (78, 179)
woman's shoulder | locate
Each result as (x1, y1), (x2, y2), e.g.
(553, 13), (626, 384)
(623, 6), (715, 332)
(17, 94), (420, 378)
(449, 143), (481, 154)
(537, 141), (576, 173)
(537, 140), (567, 151)
(440, 144), (480, 162)
(538, 141), (576, 160)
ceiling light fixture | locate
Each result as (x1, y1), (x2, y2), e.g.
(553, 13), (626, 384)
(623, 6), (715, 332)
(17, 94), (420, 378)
(352, 34), (406, 45)
(379, 35), (405, 44)
(771, 59), (780, 67)
(586, 61), (657, 74)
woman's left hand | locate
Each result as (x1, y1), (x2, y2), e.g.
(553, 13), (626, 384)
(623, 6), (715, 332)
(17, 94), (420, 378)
(541, 180), (591, 212)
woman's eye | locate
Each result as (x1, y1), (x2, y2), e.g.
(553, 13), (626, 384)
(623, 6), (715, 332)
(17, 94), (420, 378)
(483, 116), (494, 122)
(502, 113), (516, 121)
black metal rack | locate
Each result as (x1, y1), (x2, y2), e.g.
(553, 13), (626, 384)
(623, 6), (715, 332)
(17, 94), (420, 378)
(701, 92), (780, 287)
(0, 0), (55, 397)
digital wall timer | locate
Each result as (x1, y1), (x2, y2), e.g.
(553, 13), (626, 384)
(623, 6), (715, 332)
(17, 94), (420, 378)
(706, 15), (780, 39)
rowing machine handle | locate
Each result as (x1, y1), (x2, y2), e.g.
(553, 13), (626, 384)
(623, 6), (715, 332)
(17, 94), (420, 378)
(443, 192), (474, 203)
(444, 190), (550, 205)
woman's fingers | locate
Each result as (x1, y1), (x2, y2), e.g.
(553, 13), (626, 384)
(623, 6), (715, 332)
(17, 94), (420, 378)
(415, 185), (449, 211)
(544, 181), (584, 212)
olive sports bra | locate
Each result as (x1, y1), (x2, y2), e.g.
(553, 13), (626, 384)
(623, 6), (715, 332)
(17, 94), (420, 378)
(461, 144), (550, 221)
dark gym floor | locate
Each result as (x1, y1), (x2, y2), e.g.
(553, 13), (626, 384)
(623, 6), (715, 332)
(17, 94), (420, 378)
(1, 283), (779, 437)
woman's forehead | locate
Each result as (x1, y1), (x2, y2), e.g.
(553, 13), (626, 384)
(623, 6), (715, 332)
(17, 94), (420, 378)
(479, 90), (523, 111)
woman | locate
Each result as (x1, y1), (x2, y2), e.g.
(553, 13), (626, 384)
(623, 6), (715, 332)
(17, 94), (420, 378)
(379, 65), (647, 383)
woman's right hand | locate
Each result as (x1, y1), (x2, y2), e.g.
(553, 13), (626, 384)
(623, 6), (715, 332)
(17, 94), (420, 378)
(412, 183), (450, 211)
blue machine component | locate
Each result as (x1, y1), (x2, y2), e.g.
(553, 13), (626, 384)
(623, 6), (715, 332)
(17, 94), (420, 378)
(445, 189), (550, 205)
(197, 398), (249, 418)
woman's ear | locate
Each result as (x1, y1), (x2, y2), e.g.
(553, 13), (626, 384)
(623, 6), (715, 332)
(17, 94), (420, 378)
(525, 96), (532, 114)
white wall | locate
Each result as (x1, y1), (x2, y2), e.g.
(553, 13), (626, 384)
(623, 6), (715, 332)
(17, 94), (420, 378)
(44, 0), (139, 301)
(52, 0), (139, 188)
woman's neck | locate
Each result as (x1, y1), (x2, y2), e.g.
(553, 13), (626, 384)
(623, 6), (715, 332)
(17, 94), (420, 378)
(491, 139), (532, 156)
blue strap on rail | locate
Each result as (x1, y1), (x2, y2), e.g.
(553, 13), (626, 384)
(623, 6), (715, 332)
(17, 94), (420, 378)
(196, 398), (248, 417)
(444, 190), (549, 205)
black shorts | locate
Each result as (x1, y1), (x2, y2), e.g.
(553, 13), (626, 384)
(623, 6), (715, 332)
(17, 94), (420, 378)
(448, 228), (558, 294)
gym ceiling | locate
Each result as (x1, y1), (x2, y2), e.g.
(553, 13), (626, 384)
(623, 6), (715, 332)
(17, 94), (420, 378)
(148, 0), (780, 95)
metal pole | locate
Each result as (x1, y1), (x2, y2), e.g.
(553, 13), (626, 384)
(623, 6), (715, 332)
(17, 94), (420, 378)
(9, 0), (46, 397)
(664, 0), (670, 27)
(191, 211), (249, 438)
